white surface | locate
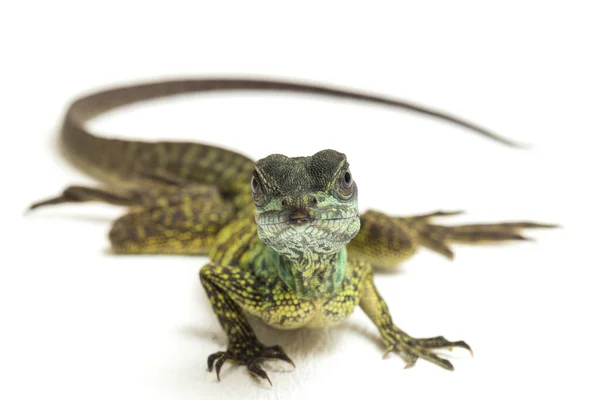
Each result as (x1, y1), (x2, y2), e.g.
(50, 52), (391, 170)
(2, 2), (599, 399)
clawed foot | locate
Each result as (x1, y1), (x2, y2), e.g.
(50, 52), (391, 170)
(382, 326), (472, 370)
(207, 343), (294, 385)
(406, 211), (558, 259)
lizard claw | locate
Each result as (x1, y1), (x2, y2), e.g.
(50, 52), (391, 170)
(248, 361), (273, 386)
(206, 343), (293, 385)
(263, 344), (296, 368)
(382, 346), (394, 359)
(382, 328), (469, 371)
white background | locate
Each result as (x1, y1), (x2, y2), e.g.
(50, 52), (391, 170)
(2, 2), (599, 399)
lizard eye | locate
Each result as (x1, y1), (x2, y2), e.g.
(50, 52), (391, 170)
(251, 176), (260, 193)
(343, 171), (352, 187)
(251, 176), (266, 205)
(340, 171), (353, 190)
(337, 170), (354, 199)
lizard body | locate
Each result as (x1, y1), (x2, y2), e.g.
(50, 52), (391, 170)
(30, 78), (554, 383)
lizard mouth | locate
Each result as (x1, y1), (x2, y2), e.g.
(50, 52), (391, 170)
(259, 215), (359, 227)
(256, 209), (361, 252)
(289, 217), (312, 225)
(256, 214), (360, 255)
(288, 209), (312, 225)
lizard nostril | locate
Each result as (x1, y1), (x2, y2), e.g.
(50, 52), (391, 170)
(281, 199), (288, 207)
(310, 196), (318, 206)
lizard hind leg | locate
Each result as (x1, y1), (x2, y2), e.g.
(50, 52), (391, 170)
(108, 185), (236, 255)
(406, 211), (558, 260)
(347, 209), (557, 270)
(29, 183), (236, 255)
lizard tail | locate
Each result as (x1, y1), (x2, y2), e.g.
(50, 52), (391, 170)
(61, 78), (524, 187)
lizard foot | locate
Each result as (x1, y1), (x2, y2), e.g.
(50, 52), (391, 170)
(207, 343), (294, 385)
(382, 326), (471, 370)
(406, 212), (558, 259)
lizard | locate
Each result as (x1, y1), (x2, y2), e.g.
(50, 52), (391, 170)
(28, 78), (555, 385)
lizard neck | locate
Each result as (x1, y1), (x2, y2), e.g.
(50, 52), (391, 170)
(266, 246), (347, 300)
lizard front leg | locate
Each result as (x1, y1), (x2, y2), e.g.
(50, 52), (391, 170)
(359, 270), (471, 370)
(199, 262), (294, 385)
(348, 209), (556, 269)
(29, 184), (235, 255)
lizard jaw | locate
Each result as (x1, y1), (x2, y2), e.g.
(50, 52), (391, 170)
(256, 214), (360, 255)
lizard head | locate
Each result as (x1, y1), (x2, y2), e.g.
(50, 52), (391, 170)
(252, 149), (360, 258)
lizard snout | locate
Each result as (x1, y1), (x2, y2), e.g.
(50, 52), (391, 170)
(288, 208), (312, 224)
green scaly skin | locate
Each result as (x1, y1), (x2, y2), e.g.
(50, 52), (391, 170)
(29, 79), (556, 385)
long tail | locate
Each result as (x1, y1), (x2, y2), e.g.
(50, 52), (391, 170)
(61, 78), (522, 187)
